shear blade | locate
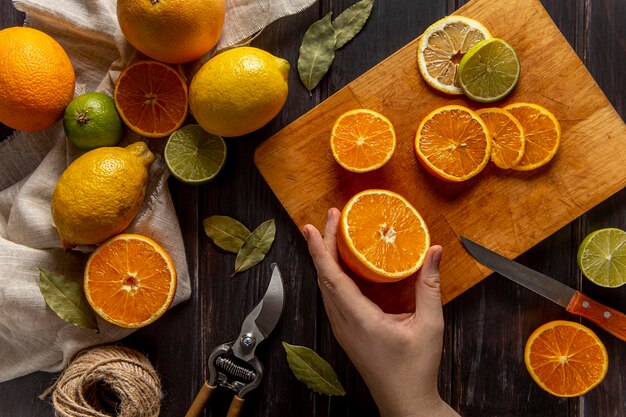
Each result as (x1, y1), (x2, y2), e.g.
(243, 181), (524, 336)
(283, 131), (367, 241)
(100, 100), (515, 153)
(232, 264), (284, 361)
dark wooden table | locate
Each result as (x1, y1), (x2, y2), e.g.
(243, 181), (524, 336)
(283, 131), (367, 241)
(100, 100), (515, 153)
(1, 1), (625, 416)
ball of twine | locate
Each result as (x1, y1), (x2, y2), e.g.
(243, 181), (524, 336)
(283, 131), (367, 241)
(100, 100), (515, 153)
(44, 345), (162, 417)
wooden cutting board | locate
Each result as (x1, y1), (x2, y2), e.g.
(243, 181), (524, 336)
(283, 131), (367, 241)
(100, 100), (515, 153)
(254, 0), (626, 312)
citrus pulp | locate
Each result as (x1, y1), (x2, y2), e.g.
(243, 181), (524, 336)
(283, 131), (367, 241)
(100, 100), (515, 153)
(577, 228), (626, 288)
(504, 103), (560, 171)
(114, 60), (188, 138)
(330, 109), (396, 172)
(524, 320), (608, 397)
(417, 16), (492, 95)
(165, 124), (227, 184)
(84, 234), (177, 328)
(458, 38), (520, 102)
(476, 108), (525, 169)
(415, 105), (491, 182)
(337, 189), (430, 283)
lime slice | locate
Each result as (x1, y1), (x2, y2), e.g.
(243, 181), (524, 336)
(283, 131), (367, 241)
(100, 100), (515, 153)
(577, 228), (626, 288)
(165, 124), (227, 184)
(458, 38), (520, 103)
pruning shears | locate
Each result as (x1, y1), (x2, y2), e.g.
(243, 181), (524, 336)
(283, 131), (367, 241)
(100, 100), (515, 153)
(185, 263), (285, 417)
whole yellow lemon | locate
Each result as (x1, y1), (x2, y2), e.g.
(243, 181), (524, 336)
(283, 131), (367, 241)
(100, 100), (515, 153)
(117, 0), (225, 64)
(189, 47), (290, 137)
(51, 142), (154, 250)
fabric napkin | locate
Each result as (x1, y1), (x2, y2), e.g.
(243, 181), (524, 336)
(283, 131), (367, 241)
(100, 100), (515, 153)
(0, 0), (316, 383)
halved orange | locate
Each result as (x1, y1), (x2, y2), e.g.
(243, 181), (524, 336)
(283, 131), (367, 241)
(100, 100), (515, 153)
(504, 102), (561, 171)
(524, 320), (608, 397)
(476, 108), (525, 169)
(84, 234), (177, 328)
(337, 189), (430, 283)
(114, 60), (188, 138)
(417, 16), (492, 95)
(330, 109), (396, 172)
(415, 105), (491, 182)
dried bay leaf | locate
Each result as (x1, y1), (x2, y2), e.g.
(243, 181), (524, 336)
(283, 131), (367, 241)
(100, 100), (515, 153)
(298, 12), (337, 93)
(203, 215), (252, 253)
(38, 268), (98, 330)
(282, 342), (346, 396)
(333, 0), (375, 49)
(232, 219), (276, 276)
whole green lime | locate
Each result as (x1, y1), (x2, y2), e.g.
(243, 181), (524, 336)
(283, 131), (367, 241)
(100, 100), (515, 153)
(63, 92), (124, 150)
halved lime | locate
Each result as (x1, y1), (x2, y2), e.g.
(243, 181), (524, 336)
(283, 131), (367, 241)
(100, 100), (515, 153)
(577, 228), (626, 288)
(458, 38), (520, 103)
(165, 124), (226, 184)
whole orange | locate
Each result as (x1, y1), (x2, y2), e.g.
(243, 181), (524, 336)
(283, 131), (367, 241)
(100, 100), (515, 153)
(0, 27), (75, 132)
(117, 0), (226, 64)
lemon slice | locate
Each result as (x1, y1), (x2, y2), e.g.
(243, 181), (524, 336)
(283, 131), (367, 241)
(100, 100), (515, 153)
(417, 15), (492, 95)
(458, 38), (520, 102)
(577, 228), (626, 288)
(165, 124), (227, 184)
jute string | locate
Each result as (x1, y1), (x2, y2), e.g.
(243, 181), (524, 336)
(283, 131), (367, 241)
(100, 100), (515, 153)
(40, 345), (162, 417)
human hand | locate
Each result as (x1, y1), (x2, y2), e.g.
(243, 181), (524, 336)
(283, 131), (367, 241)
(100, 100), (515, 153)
(303, 208), (460, 417)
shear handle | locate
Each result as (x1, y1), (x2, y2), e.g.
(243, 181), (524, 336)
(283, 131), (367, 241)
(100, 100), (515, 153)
(226, 395), (245, 417)
(184, 381), (217, 417)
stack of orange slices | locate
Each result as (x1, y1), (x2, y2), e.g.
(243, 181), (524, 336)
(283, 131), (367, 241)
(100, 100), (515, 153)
(414, 103), (560, 181)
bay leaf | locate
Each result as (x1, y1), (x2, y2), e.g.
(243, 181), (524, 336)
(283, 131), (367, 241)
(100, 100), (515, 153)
(232, 219), (276, 276)
(333, 0), (376, 49)
(203, 215), (252, 253)
(282, 342), (346, 396)
(298, 12), (337, 94)
(38, 268), (98, 330)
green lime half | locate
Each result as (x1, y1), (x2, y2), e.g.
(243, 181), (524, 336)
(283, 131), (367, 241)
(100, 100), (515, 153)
(458, 38), (520, 103)
(577, 228), (626, 288)
(165, 124), (227, 184)
(63, 92), (124, 150)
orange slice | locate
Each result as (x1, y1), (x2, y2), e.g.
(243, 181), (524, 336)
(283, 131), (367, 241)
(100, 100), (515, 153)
(337, 189), (430, 283)
(114, 60), (188, 138)
(417, 16), (492, 95)
(330, 109), (396, 172)
(524, 320), (608, 397)
(476, 108), (525, 169)
(504, 102), (561, 171)
(84, 234), (177, 328)
(415, 105), (491, 182)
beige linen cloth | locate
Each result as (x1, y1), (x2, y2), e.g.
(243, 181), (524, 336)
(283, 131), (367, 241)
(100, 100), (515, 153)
(0, 0), (315, 383)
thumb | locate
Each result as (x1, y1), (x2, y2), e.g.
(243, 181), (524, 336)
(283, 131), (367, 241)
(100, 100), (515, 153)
(414, 245), (443, 321)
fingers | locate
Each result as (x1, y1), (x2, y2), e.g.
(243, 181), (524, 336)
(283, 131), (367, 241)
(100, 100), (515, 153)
(303, 221), (344, 281)
(322, 208), (340, 262)
(303, 212), (381, 323)
(414, 245), (444, 324)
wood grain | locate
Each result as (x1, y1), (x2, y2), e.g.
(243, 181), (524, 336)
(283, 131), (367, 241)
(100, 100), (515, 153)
(254, 0), (626, 312)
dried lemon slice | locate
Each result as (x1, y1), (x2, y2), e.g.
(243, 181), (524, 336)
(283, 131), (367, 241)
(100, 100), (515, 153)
(417, 15), (492, 95)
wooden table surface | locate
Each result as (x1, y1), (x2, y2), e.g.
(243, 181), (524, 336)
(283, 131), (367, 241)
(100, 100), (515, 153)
(1, 1), (625, 416)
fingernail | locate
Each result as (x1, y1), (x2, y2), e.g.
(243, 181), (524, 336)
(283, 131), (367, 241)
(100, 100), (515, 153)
(302, 226), (310, 240)
(431, 246), (443, 266)
(327, 209), (333, 220)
